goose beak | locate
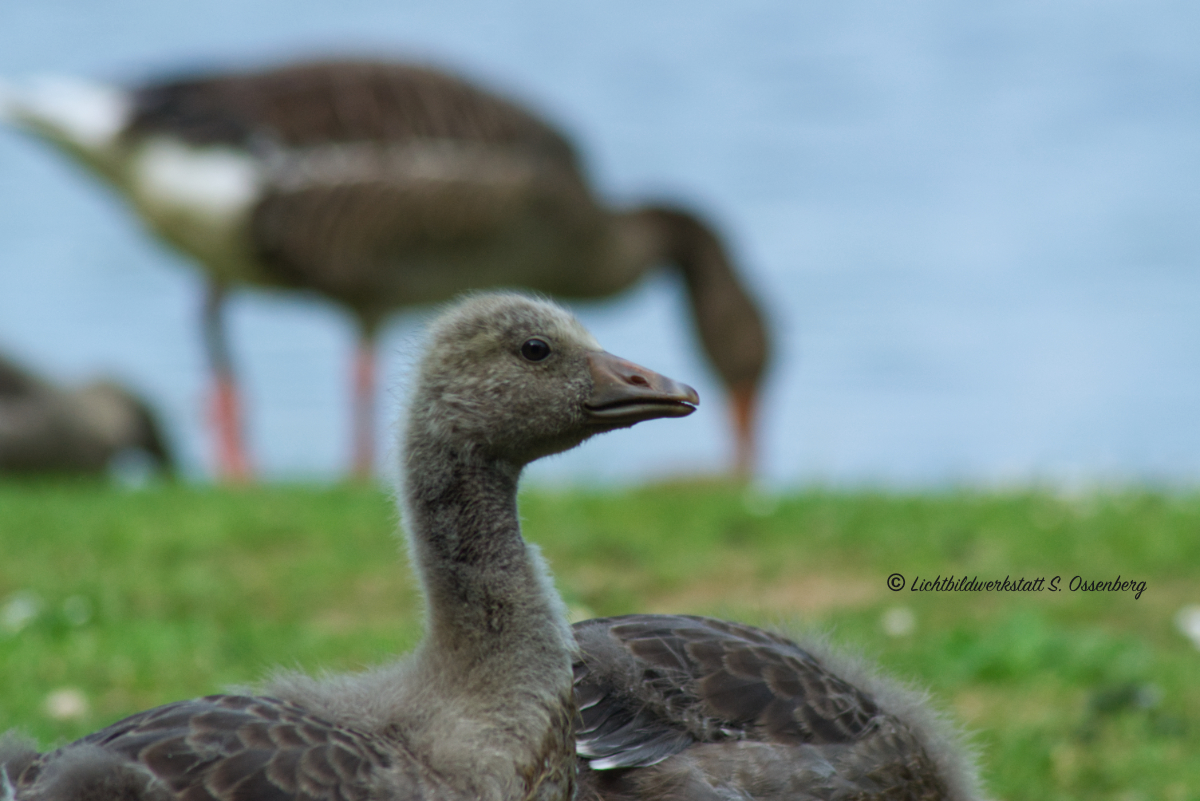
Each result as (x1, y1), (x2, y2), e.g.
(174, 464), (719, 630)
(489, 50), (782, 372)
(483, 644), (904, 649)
(584, 351), (699, 427)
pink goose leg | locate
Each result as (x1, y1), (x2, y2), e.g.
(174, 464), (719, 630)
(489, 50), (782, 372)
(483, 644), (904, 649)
(203, 283), (252, 482)
(351, 330), (378, 481)
(730, 381), (758, 480)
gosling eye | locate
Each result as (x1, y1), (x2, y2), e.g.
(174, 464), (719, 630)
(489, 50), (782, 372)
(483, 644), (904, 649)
(521, 338), (552, 362)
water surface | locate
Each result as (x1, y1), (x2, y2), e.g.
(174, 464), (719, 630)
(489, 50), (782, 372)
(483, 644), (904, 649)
(1, 1), (1197, 486)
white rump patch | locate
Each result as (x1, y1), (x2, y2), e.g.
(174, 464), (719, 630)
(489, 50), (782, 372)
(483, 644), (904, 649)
(0, 75), (130, 149)
(133, 138), (262, 225)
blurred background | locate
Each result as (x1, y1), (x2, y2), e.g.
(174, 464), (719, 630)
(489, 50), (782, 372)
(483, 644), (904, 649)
(1, 0), (1198, 487)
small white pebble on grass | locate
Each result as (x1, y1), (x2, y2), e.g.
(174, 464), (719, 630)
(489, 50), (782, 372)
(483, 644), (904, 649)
(881, 606), (917, 637)
(1, 591), (42, 634)
(1174, 605), (1200, 650)
(45, 688), (90, 721)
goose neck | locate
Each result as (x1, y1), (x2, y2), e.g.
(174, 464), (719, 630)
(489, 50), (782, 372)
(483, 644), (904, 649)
(401, 437), (572, 680)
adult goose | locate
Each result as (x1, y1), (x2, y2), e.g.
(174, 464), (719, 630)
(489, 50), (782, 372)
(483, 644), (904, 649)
(571, 615), (984, 801)
(0, 352), (171, 475)
(0, 58), (768, 481)
(0, 293), (699, 801)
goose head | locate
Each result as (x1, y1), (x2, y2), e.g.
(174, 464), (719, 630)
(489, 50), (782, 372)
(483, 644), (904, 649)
(620, 205), (768, 476)
(407, 293), (698, 467)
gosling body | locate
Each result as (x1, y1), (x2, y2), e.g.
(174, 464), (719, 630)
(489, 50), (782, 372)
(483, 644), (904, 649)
(0, 293), (698, 801)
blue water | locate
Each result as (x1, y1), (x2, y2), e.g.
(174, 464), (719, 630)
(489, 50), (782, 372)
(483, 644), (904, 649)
(1, 0), (1198, 486)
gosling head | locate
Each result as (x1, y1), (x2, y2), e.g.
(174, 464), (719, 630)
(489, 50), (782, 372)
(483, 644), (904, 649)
(408, 293), (698, 466)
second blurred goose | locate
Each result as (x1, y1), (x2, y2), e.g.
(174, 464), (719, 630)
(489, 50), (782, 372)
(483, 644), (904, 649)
(0, 352), (171, 475)
(1, 58), (768, 481)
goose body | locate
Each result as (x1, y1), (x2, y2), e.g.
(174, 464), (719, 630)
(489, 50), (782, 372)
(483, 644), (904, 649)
(1, 59), (768, 480)
(0, 353), (171, 474)
(571, 615), (983, 801)
(0, 293), (699, 801)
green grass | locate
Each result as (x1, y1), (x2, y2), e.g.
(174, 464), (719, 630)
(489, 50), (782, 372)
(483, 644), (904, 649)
(1, 481), (1198, 800)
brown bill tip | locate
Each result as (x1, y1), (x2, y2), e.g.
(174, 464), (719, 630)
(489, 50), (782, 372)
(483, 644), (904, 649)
(585, 351), (699, 428)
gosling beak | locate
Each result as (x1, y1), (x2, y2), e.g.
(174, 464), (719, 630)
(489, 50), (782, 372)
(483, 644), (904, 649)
(585, 351), (699, 427)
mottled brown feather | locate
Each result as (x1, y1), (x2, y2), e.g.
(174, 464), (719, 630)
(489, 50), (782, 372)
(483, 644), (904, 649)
(574, 615), (882, 755)
(573, 615), (978, 801)
(6, 695), (403, 801)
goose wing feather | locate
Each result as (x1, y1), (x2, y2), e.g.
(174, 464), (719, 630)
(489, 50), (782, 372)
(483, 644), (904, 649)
(572, 615), (886, 770)
(126, 60), (580, 163)
(9, 694), (420, 801)
(247, 141), (601, 308)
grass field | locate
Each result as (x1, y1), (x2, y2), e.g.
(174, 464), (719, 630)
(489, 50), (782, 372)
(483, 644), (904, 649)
(1, 481), (1198, 800)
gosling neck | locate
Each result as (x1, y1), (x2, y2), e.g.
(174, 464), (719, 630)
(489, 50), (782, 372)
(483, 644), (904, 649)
(401, 430), (574, 689)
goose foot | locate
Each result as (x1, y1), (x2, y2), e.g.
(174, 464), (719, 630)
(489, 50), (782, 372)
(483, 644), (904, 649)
(211, 374), (251, 482)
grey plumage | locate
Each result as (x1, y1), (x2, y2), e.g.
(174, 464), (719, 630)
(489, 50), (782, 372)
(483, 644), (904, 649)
(1, 58), (767, 477)
(0, 353), (171, 474)
(0, 293), (698, 801)
(571, 615), (984, 801)
(0, 732), (40, 789)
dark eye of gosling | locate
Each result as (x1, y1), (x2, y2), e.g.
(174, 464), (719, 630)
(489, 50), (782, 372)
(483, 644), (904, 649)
(521, 338), (551, 362)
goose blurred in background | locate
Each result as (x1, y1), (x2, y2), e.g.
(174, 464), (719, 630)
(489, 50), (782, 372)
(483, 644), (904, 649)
(0, 59), (768, 482)
(0, 352), (171, 476)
